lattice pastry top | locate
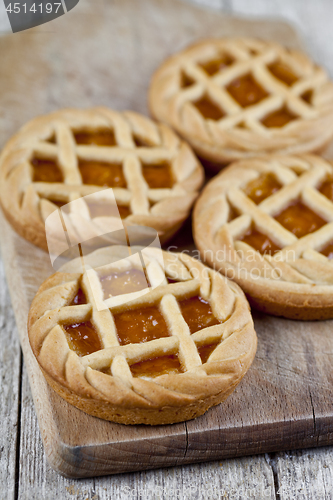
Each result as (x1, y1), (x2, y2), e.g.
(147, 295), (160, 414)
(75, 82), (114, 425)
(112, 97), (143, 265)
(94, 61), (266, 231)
(0, 107), (204, 250)
(193, 153), (333, 320)
(149, 38), (333, 166)
(28, 245), (257, 425)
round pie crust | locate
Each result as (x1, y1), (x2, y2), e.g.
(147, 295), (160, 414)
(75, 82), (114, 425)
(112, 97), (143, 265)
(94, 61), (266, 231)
(0, 107), (204, 250)
(193, 154), (333, 320)
(27, 246), (257, 425)
(149, 38), (333, 167)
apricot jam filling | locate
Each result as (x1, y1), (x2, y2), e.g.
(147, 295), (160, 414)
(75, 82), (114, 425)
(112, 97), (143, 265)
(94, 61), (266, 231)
(31, 158), (63, 183)
(318, 177), (333, 202)
(274, 201), (326, 238)
(48, 199), (66, 209)
(244, 173), (281, 204)
(133, 136), (153, 147)
(130, 354), (182, 377)
(261, 106), (298, 128)
(179, 296), (219, 334)
(101, 269), (150, 299)
(198, 343), (219, 364)
(142, 162), (174, 188)
(79, 160), (126, 188)
(301, 89), (313, 104)
(226, 73), (269, 108)
(267, 61), (299, 86)
(70, 288), (87, 306)
(199, 54), (234, 76)
(193, 95), (225, 120)
(63, 321), (102, 357)
(321, 242), (333, 259)
(114, 305), (169, 345)
(86, 200), (131, 219)
(239, 227), (281, 255)
(74, 129), (116, 146)
(46, 134), (56, 144)
(181, 72), (195, 88)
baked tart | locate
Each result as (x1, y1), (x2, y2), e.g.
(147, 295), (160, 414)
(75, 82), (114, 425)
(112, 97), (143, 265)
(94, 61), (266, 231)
(0, 107), (204, 250)
(149, 38), (333, 168)
(194, 154), (333, 320)
(28, 246), (257, 425)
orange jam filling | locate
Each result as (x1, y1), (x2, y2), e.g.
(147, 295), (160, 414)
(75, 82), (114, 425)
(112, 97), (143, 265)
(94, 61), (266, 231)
(239, 227), (281, 255)
(244, 173), (281, 204)
(181, 72), (195, 88)
(199, 54), (234, 76)
(74, 130), (116, 146)
(79, 160), (126, 188)
(70, 288), (87, 305)
(193, 95), (225, 120)
(301, 89), (313, 104)
(48, 199), (66, 209)
(274, 201), (326, 238)
(63, 321), (102, 357)
(31, 158), (63, 183)
(198, 343), (219, 364)
(130, 354), (182, 377)
(179, 296), (219, 334)
(101, 269), (150, 299)
(261, 106), (298, 128)
(321, 242), (333, 259)
(318, 177), (333, 201)
(47, 135), (56, 144)
(142, 162), (174, 188)
(114, 305), (169, 345)
(267, 61), (299, 86)
(133, 136), (152, 147)
(226, 73), (269, 108)
(86, 200), (131, 219)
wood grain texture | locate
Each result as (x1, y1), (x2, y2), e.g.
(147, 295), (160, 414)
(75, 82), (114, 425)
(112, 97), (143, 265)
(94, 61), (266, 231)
(274, 448), (333, 500)
(17, 361), (276, 499)
(0, 254), (21, 500)
(1, 0), (333, 496)
(0, 0), (316, 479)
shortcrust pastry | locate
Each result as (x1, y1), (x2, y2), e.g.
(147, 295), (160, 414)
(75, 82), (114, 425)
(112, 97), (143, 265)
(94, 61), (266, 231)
(149, 38), (333, 168)
(0, 108), (204, 250)
(28, 246), (257, 425)
(194, 154), (333, 319)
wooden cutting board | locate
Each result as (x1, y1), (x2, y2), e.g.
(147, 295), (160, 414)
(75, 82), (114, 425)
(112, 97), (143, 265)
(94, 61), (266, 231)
(1, 0), (333, 479)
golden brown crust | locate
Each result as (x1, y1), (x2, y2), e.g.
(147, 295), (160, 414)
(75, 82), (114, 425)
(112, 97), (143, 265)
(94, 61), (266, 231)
(149, 37), (333, 166)
(27, 246), (257, 425)
(0, 107), (204, 251)
(193, 153), (333, 320)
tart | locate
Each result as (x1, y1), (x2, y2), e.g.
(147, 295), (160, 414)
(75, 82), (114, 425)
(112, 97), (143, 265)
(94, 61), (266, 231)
(0, 107), (204, 250)
(149, 38), (333, 168)
(27, 245), (257, 425)
(193, 154), (333, 320)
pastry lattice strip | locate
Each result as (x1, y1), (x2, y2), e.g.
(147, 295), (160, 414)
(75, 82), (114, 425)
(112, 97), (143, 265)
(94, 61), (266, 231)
(11, 108), (199, 221)
(211, 156), (333, 284)
(177, 38), (324, 133)
(35, 249), (242, 391)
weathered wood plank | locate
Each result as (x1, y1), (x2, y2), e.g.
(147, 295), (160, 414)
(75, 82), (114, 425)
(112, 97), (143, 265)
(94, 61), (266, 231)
(17, 361), (276, 500)
(272, 448), (333, 500)
(0, 253), (21, 500)
(3, 0), (333, 497)
(17, 364), (99, 500)
(0, 0), (309, 480)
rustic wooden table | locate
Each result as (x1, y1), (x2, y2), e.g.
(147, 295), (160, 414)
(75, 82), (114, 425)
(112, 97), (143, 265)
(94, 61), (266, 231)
(1, 0), (333, 498)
